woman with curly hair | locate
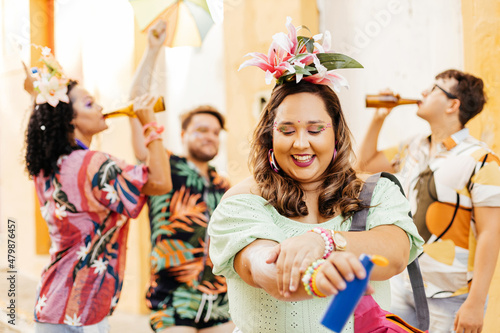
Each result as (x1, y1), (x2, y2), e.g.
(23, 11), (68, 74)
(207, 18), (424, 333)
(24, 51), (171, 332)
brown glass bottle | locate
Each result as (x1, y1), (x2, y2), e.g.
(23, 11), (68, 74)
(103, 96), (165, 118)
(365, 94), (420, 108)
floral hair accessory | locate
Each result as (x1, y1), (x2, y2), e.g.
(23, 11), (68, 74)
(238, 17), (363, 92)
(31, 45), (70, 107)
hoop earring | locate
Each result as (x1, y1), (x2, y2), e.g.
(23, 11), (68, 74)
(268, 149), (280, 173)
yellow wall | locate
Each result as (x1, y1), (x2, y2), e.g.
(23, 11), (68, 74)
(461, 0), (500, 330)
(224, 0), (318, 183)
(462, 1), (500, 154)
(30, 0), (53, 255)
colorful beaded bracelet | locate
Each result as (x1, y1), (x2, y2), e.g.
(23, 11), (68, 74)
(308, 227), (334, 259)
(302, 259), (326, 298)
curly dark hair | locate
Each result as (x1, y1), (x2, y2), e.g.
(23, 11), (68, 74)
(25, 81), (81, 177)
(436, 69), (486, 126)
(249, 81), (364, 220)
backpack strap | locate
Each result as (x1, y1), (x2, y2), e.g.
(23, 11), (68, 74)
(350, 173), (381, 231)
(350, 172), (429, 331)
(407, 259), (429, 330)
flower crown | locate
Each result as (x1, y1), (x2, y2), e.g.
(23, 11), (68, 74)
(239, 17), (363, 91)
(31, 45), (70, 107)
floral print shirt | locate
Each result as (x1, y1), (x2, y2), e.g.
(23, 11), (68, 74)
(146, 155), (230, 311)
(33, 150), (148, 325)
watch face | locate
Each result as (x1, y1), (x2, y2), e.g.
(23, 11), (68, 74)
(334, 232), (347, 250)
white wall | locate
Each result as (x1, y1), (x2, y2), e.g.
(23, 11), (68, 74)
(317, 0), (464, 152)
(54, 0), (227, 175)
(161, 24), (227, 176)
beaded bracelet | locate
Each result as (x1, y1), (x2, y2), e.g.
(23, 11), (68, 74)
(310, 267), (326, 298)
(142, 122), (165, 135)
(308, 227), (334, 259)
(144, 132), (162, 147)
(302, 259), (326, 298)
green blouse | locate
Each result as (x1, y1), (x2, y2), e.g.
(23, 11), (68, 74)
(208, 178), (424, 333)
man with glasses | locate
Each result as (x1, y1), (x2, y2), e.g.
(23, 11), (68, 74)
(356, 69), (500, 332)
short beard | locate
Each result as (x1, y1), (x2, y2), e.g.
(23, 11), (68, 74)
(188, 146), (217, 163)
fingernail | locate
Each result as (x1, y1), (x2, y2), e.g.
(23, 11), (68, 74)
(338, 281), (346, 290)
(346, 273), (354, 281)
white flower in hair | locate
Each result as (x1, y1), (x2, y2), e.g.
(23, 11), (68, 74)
(35, 76), (69, 107)
(41, 46), (52, 57)
(31, 44), (70, 107)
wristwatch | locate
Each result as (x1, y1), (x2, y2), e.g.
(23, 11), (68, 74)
(332, 231), (347, 251)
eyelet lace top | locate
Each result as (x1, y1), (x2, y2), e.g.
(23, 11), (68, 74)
(208, 178), (424, 333)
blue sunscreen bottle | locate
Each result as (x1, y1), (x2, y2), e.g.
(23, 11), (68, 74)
(320, 254), (388, 332)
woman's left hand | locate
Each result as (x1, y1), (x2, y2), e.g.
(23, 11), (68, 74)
(267, 232), (325, 297)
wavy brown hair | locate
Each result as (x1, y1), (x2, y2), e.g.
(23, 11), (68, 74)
(249, 81), (364, 220)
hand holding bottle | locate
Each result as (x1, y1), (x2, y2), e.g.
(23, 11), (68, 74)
(367, 89), (397, 121)
(320, 254), (389, 333)
(312, 252), (371, 297)
(132, 94), (158, 126)
(366, 89), (420, 121)
(148, 19), (167, 50)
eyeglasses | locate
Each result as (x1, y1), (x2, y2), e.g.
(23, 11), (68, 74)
(431, 84), (458, 99)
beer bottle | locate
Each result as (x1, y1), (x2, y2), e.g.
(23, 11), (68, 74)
(103, 96), (165, 119)
(365, 94), (420, 108)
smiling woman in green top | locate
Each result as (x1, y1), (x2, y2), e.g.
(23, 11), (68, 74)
(207, 17), (423, 333)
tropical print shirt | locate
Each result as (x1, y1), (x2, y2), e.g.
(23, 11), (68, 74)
(146, 155), (230, 313)
(384, 128), (500, 297)
(33, 150), (148, 325)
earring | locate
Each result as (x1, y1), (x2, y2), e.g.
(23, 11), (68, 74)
(333, 141), (338, 160)
(268, 149), (280, 173)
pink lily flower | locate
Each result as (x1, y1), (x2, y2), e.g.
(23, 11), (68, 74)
(272, 16), (299, 56)
(303, 71), (349, 92)
(313, 30), (332, 53)
(239, 17), (301, 84)
(239, 39), (295, 84)
(239, 16), (360, 89)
